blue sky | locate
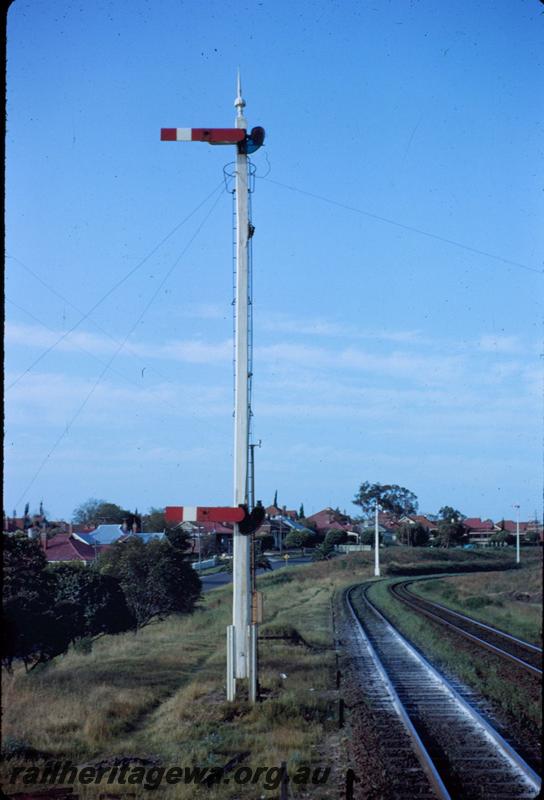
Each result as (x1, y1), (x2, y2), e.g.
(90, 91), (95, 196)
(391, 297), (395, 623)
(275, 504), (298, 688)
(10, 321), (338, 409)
(5, 0), (543, 523)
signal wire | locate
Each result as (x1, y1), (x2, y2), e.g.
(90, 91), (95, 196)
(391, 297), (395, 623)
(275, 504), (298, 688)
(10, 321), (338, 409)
(259, 176), (542, 275)
(7, 180), (225, 392)
(8, 253), (182, 389)
(13, 190), (226, 508)
(5, 296), (182, 414)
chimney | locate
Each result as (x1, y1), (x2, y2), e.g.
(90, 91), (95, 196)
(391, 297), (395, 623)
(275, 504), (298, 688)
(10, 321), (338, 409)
(40, 530), (48, 551)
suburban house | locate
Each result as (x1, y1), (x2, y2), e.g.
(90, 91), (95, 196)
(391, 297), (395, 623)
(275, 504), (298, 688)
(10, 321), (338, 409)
(40, 532), (96, 566)
(265, 505), (297, 520)
(72, 523), (165, 548)
(462, 518), (498, 545)
(179, 520), (234, 555)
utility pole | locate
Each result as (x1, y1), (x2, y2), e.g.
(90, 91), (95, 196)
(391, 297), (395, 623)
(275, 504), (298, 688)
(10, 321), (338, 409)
(160, 74), (265, 702)
(374, 503), (380, 577)
(514, 504), (520, 564)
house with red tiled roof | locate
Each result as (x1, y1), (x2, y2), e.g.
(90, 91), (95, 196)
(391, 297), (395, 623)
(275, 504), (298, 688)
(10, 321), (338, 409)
(42, 533), (97, 565)
(306, 507), (353, 535)
(462, 518), (499, 545)
(400, 514), (438, 533)
(265, 505), (297, 520)
(497, 520), (529, 535)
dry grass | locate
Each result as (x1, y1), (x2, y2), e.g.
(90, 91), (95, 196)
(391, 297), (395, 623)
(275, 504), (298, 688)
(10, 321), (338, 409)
(2, 547), (521, 798)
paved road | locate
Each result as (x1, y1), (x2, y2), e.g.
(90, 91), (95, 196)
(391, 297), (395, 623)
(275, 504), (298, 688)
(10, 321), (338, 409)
(200, 556), (311, 591)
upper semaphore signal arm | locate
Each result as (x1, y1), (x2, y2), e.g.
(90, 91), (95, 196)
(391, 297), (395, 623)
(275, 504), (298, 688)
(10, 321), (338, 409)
(160, 128), (246, 144)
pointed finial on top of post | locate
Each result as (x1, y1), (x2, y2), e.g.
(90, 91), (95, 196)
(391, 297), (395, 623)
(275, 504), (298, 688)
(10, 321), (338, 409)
(234, 68), (247, 129)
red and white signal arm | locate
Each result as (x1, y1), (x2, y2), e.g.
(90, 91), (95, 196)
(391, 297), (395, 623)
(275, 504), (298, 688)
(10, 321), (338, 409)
(165, 506), (246, 525)
(160, 128), (246, 145)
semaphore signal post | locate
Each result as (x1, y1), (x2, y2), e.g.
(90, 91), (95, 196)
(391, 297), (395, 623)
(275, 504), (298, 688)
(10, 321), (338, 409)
(162, 74), (265, 702)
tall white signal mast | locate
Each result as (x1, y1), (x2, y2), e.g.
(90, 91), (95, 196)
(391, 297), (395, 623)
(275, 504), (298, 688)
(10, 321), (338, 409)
(161, 75), (265, 702)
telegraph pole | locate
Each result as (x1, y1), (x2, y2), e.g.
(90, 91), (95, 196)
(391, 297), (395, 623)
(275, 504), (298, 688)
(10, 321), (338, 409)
(374, 503), (381, 577)
(514, 504), (520, 564)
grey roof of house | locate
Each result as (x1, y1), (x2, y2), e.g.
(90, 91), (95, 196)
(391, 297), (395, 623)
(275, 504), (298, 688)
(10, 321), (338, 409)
(73, 526), (165, 546)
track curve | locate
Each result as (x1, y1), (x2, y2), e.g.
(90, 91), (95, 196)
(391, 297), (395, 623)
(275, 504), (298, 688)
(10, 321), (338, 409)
(389, 579), (542, 678)
(346, 582), (541, 799)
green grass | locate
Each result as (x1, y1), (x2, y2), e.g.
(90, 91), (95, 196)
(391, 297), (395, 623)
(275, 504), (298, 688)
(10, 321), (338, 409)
(408, 550), (542, 645)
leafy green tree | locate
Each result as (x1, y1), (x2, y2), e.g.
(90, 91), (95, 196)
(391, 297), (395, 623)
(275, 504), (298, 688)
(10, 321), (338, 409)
(438, 506), (465, 523)
(165, 528), (192, 550)
(398, 522), (429, 547)
(273, 490), (278, 507)
(299, 503), (305, 518)
(2, 533), (61, 670)
(324, 529), (348, 548)
(353, 482), (418, 517)
(435, 519), (466, 548)
(360, 529), (383, 546)
(72, 498), (131, 526)
(143, 507), (168, 532)
(283, 530), (312, 549)
(98, 537), (201, 628)
(51, 563), (134, 640)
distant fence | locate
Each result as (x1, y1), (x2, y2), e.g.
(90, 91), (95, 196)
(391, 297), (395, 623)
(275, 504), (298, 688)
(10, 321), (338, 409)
(335, 544), (371, 553)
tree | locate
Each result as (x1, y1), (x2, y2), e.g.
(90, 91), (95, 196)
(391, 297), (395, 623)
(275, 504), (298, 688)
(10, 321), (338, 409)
(299, 503), (305, 518)
(98, 537), (201, 628)
(398, 522), (429, 547)
(353, 482), (418, 517)
(72, 498), (131, 527)
(283, 530), (312, 550)
(273, 490), (278, 507)
(360, 529), (383, 546)
(438, 506), (465, 523)
(2, 533), (61, 670)
(324, 529), (348, 548)
(143, 507), (168, 532)
(51, 563), (134, 641)
(435, 519), (466, 548)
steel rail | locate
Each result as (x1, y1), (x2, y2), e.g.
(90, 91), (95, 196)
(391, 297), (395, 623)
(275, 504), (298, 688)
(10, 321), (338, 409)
(348, 581), (541, 798)
(390, 580), (542, 678)
(344, 586), (451, 800)
(401, 579), (542, 653)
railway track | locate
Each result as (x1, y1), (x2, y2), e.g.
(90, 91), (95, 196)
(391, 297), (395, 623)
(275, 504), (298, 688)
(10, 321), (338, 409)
(389, 579), (542, 678)
(345, 583), (541, 799)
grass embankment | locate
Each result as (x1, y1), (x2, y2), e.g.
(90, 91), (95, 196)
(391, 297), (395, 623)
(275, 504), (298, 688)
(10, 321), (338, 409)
(1, 555), (375, 798)
(1, 547), (527, 798)
(409, 550), (542, 645)
(360, 568), (542, 740)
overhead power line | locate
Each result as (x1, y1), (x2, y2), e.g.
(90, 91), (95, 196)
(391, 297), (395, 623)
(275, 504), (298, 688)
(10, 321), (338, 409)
(260, 176), (542, 275)
(6, 180), (225, 392)
(14, 190), (225, 508)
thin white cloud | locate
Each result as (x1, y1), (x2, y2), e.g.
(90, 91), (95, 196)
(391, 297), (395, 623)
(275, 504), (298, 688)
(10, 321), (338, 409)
(479, 334), (522, 354)
(5, 321), (232, 365)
